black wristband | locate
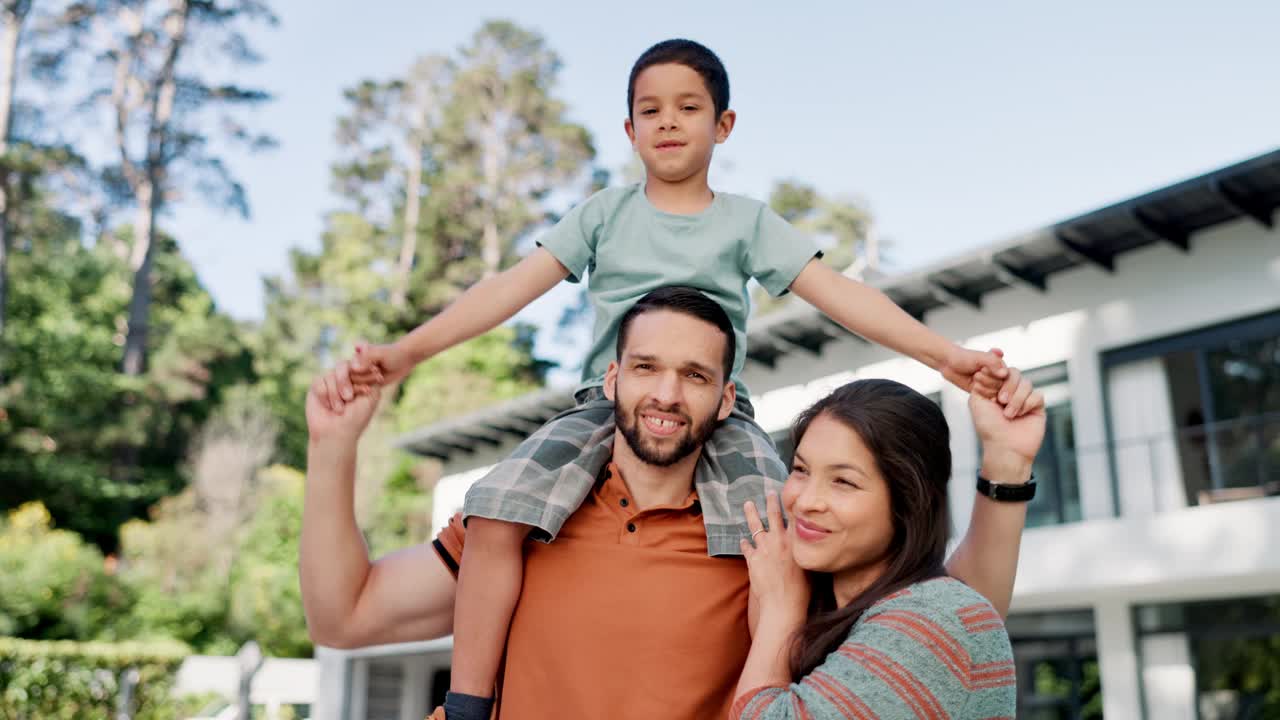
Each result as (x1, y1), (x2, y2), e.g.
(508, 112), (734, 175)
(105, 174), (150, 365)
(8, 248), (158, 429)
(444, 691), (494, 720)
(976, 472), (1037, 502)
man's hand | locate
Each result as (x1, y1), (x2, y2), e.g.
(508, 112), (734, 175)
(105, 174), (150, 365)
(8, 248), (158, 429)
(313, 349), (386, 412)
(942, 346), (1007, 397)
(306, 363), (381, 442)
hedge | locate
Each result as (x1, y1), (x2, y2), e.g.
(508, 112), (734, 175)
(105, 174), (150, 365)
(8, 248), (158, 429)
(0, 637), (199, 720)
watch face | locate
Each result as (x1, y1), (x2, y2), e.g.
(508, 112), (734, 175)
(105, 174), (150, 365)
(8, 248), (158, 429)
(995, 482), (1035, 501)
(978, 475), (1036, 502)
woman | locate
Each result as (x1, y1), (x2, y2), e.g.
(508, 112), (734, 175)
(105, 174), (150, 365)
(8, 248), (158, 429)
(732, 378), (1044, 719)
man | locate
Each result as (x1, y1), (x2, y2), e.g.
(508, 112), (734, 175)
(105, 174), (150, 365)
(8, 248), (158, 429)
(300, 286), (1038, 719)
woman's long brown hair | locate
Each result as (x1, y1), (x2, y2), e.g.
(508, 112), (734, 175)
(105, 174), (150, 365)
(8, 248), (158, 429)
(787, 379), (953, 679)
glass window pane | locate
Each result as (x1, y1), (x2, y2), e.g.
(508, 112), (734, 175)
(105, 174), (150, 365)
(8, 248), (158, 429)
(1013, 371), (1080, 528)
(1136, 595), (1280, 720)
(1194, 634), (1280, 719)
(1205, 335), (1280, 492)
(1009, 609), (1102, 719)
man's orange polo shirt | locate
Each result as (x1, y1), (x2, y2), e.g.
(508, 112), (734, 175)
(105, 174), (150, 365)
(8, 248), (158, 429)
(433, 462), (752, 719)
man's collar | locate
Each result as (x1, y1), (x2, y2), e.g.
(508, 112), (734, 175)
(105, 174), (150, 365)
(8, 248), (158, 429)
(599, 461), (700, 513)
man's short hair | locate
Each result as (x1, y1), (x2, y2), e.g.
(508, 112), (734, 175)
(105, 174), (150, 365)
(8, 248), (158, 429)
(627, 39), (730, 120)
(615, 286), (736, 381)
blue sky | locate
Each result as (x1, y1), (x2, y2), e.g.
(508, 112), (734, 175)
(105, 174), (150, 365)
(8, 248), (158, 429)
(169, 0), (1279, 371)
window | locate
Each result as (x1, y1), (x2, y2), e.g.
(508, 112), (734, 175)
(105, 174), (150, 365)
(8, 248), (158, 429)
(979, 364), (1081, 528)
(1104, 310), (1280, 511)
(430, 668), (450, 710)
(1007, 609), (1103, 719)
(1136, 595), (1280, 719)
(364, 659), (404, 720)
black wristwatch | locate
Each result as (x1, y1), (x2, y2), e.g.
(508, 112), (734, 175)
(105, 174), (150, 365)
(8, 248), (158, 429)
(976, 472), (1036, 502)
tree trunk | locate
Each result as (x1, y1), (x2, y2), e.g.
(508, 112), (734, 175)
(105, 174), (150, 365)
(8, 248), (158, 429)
(480, 114), (502, 277)
(119, 0), (188, 377)
(0, 4), (26, 367)
(390, 137), (423, 309)
(865, 222), (880, 272)
(121, 181), (157, 376)
(481, 210), (500, 278)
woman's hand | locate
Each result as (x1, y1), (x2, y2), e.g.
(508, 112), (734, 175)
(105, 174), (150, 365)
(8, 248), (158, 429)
(741, 491), (809, 623)
(970, 367), (1047, 483)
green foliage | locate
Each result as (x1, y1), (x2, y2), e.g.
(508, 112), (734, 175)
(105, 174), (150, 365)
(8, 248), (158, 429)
(1196, 632), (1280, 718)
(364, 455), (435, 560)
(0, 636), (189, 720)
(115, 503), (236, 654)
(114, 464), (310, 658)
(225, 467), (312, 658)
(256, 20), (589, 465)
(0, 225), (254, 549)
(755, 180), (875, 315)
(395, 326), (547, 433)
(0, 504), (127, 641)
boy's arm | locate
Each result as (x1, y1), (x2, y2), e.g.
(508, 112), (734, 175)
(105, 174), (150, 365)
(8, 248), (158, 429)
(342, 248), (570, 391)
(398, 247), (569, 364)
(787, 259), (1005, 391)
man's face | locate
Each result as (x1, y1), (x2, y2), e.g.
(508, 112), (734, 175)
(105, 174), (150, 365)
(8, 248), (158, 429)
(605, 310), (735, 467)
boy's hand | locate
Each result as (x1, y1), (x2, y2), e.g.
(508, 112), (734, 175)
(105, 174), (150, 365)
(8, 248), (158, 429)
(349, 341), (412, 386)
(942, 346), (1007, 396)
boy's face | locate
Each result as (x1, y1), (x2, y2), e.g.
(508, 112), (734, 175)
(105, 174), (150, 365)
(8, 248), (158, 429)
(625, 63), (735, 185)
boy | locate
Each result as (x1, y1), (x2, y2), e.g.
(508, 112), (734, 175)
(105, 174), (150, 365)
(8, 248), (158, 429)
(322, 39), (1011, 720)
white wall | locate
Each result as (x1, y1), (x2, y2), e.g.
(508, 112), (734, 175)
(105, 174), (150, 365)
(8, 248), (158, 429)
(1013, 496), (1280, 610)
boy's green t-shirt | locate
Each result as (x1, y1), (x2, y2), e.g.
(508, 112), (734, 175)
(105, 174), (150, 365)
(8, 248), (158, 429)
(538, 184), (820, 398)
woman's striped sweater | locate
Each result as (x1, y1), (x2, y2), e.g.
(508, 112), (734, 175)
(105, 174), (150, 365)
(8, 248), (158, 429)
(732, 577), (1017, 720)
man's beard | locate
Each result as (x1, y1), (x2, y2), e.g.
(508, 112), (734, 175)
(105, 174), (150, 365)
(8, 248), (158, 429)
(615, 393), (720, 467)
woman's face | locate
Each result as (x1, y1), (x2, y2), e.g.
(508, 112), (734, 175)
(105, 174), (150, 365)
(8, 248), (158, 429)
(782, 413), (895, 576)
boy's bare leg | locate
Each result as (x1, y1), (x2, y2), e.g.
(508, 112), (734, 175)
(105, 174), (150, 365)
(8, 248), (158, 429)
(447, 517), (529, 716)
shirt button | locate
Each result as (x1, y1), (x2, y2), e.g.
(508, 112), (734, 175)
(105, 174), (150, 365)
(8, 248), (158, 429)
(620, 498), (629, 508)
(626, 522), (637, 533)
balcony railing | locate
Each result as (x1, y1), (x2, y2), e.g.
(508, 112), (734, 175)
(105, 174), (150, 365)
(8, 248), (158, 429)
(955, 411), (1280, 525)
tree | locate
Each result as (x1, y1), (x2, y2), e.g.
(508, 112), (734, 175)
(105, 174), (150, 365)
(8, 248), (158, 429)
(0, 216), (254, 548)
(185, 383), (278, 559)
(445, 20), (594, 277)
(0, 0), (94, 361)
(769, 179), (874, 273)
(0, 502), (126, 641)
(754, 179), (877, 314)
(394, 324), (548, 435)
(0, 0), (32, 351)
(90, 0), (277, 377)
(114, 491), (235, 651)
(333, 54), (454, 310)
(224, 466), (311, 657)
(113, 398), (283, 655)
